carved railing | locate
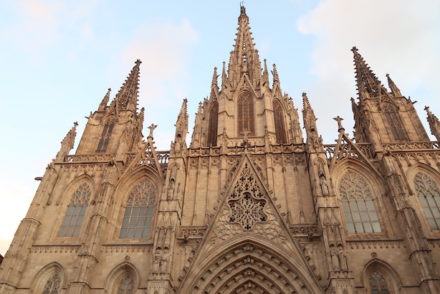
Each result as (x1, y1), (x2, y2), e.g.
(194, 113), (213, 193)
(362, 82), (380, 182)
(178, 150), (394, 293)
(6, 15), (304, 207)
(187, 143), (305, 157)
(324, 143), (374, 161)
(64, 153), (113, 163)
(383, 141), (440, 152)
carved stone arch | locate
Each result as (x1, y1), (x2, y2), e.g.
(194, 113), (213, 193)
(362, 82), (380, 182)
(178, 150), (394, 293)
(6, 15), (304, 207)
(273, 98), (287, 144)
(181, 238), (321, 294)
(207, 99), (219, 146)
(110, 167), (161, 240)
(406, 163), (440, 233)
(362, 259), (401, 293)
(237, 90), (255, 137)
(31, 262), (66, 293)
(332, 161), (387, 235)
(105, 262), (140, 294)
(55, 173), (95, 206)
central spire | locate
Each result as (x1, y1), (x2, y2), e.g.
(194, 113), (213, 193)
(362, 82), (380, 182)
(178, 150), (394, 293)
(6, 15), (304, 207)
(227, 4), (262, 86)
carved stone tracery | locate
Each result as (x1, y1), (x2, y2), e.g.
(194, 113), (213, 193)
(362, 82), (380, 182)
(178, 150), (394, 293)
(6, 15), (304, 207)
(228, 163), (267, 231)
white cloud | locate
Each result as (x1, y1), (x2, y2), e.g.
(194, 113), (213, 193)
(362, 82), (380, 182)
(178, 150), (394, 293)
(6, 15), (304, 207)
(297, 0), (440, 140)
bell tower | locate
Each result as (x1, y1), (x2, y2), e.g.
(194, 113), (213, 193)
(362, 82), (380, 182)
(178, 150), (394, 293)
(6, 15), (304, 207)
(351, 47), (429, 152)
(190, 5), (303, 148)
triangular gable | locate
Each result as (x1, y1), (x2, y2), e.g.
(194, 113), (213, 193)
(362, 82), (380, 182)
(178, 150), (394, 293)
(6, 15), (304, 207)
(177, 153), (321, 291)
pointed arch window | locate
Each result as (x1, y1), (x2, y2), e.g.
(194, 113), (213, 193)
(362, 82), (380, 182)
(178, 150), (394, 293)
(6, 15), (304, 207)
(97, 120), (115, 153)
(120, 180), (156, 238)
(383, 103), (408, 141)
(237, 92), (254, 136)
(369, 271), (390, 294)
(414, 172), (440, 230)
(59, 183), (91, 237)
(207, 100), (218, 146)
(117, 275), (134, 294)
(339, 172), (381, 233)
(42, 271), (61, 294)
(273, 99), (287, 143)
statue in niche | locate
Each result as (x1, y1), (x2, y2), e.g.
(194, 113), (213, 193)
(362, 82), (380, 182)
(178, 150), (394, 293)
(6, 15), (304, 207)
(318, 160), (329, 196)
(338, 245), (348, 271)
(330, 245), (340, 271)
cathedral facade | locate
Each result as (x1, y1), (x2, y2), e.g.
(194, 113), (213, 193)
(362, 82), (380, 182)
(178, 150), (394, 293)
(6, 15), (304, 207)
(2, 6), (440, 294)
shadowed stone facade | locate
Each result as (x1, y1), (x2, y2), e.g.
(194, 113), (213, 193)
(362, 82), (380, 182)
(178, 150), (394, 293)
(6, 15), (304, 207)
(2, 5), (440, 294)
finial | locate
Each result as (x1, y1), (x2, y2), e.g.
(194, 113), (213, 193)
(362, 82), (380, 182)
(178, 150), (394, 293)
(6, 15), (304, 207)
(148, 123), (157, 139)
(135, 59), (142, 65)
(333, 116), (344, 132)
(74, 121), (78, 126)
(351, 46), (358, 53)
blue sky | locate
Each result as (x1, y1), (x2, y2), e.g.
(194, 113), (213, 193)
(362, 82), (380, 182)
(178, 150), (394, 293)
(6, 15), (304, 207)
(0, 0), (439, 254)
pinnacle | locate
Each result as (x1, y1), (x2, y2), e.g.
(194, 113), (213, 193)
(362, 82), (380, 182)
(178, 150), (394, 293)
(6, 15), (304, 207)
(115, 60), (141, 111)
(351, 47), (383, 99)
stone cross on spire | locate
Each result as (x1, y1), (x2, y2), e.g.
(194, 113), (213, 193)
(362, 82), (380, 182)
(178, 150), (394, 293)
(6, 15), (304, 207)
(148, 123), (157, 139)
(333, 116), (344, 132)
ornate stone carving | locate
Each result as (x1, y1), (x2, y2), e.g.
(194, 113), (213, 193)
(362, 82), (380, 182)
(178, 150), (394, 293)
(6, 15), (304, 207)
(228, 163), (267, 230)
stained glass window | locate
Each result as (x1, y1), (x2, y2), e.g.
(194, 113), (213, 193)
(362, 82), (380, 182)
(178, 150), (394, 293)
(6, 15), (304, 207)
(237, 92), (254, 136)
(117, 275), (134, 294)
(59, 183), (91, 237)
(383, 103), (408, 141)
(273, 99), (287, 143)
(42, 272), (61, 294)
(369, 271), (390, 294)
(120, 181), (155, 238)
(414, 172), (440, 230)
(207, 101), (218, 146)
(339, 172), (381, 233)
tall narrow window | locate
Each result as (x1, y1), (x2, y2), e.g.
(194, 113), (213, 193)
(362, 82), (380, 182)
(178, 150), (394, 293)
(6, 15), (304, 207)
(207, 101), (218, 146)
(414, 172), (440, 230)
(59, 183), (91, 237)
(369, 271), (390, 294)
(97, 121), (115, 153)
(383, 103), (408, 141)
(120, 181), (156, 238)
(273, 99), (287, 143)
(42, 272), (61, 294)
(339, 172), (381, 233)
(117, 275), (134, 294)
(237, 92), (254, 136)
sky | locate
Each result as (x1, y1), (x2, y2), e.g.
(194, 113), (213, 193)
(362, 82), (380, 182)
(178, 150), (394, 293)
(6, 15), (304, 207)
(0, 0), (439, 255)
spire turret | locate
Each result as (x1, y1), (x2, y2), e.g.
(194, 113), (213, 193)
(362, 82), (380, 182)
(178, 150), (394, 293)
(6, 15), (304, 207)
(56, 122), (78, 161)
(211, 67), (218, 89)
(175, 98), (188, 144)
(228, 4), (262, 86)
(386, 73), (402, 97)
(352, 47), (386, 99)
(262, 59), (269, 86)
(302, 93), (322, 150)
(272, 63), (280, 90)
(426, 106), (440, 141)
(114, 59), (141, 111)
(98, 88), (111, 111)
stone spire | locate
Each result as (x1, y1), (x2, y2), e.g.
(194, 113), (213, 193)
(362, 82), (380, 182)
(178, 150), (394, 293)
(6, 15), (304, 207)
(302, 92), (322, 150)
(228, 4), (262, 86)
(114, 59), (141, 111)
(351, 47), (386, 100)
(426, 106), (440, 141)
(386, 73), (402, 97)
(262, 59), (269, 87)
(56, 122), (78, 161)
(221, 61), (228, 90)
(98, 88), (111, 111)
(175, 98), (188, 143)
(272, 63), (280, 89)
(210, 67), (219, 98)
(191, 102), (203, 148)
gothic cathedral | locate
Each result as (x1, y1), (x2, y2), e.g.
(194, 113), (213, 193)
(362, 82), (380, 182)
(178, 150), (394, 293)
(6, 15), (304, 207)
(2, 6), (440, 294)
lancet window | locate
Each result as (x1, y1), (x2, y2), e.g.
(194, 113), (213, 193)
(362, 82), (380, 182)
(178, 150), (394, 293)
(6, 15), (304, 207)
(120, 180), (156, 238)
(42, 272), (61, 294)
(383, 103), (408, 141)
(237, 92), (254, 136)
(207, 100), (218, 146)
(273, 99), (287, 143)
(117, 275), (134, 294)
(59, 183), (91, 237)
(369, 271), (390, 294)
(414, 172), (440, 230)
(339, 172), (381, 233)
(97, 121), (115, 153)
